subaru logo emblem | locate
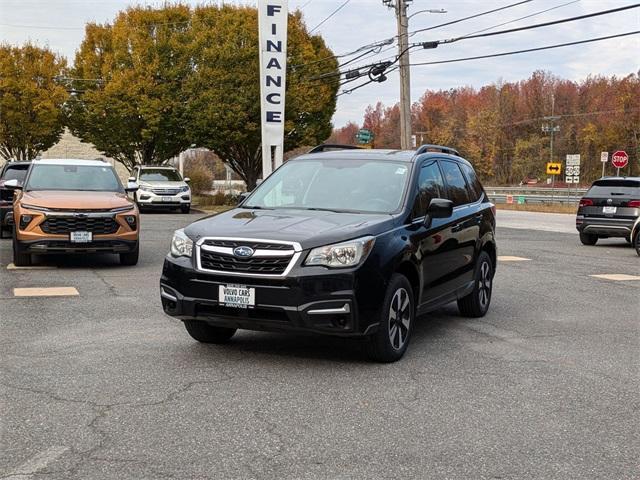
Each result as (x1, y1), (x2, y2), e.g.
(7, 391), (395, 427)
(233, 246), (254, 258)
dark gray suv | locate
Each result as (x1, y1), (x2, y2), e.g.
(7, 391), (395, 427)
(576, 177), (640, 245)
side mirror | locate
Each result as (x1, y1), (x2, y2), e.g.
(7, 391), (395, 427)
(183, 177), (191, 183)
(125, 182), (139, 193)
(425, 198), (453, 226)
(3, 179), (22, 190)
(237, 192), (250, 205)
(128, 176), (136, 183)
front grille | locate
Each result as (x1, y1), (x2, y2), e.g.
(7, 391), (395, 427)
(202, 239), (292, 251)
(151, 188), (181, 195)
(200, 251), (291, 274)
(40, 217), (119, 235)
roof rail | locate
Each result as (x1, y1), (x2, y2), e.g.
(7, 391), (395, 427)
(308, 144), (363, 154)
(414, 144), (459, 156)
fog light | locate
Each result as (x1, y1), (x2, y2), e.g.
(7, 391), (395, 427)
(125, 215), (137, 230)
(19, 214), (33, 230)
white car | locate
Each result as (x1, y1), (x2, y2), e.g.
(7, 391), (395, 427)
(131, 166), (191, 213)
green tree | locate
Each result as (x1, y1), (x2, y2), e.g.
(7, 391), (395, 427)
(185, 6), (338, 189)
(0, 44), (68, 161)
(67, 5), (193, 171)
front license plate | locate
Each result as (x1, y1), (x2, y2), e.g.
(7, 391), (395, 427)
(602, 206), (617, 214)
(70, 231), (92, 243)
(162, 196), (175, 202)
(219, 284), (255, 309)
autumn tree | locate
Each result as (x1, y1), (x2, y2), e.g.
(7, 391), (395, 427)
(66, 5), (193, 171)
(0, 44), (68, 161)
(184, 6), (338, 189)
(327, 121), (360, 145)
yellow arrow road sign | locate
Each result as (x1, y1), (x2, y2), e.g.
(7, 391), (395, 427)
(546, 162), (562, 175)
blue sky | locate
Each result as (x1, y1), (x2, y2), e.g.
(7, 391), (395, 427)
(1, 0), (638, 127)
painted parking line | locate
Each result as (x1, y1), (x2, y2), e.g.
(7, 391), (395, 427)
(589, 274), (640, 282)
(5, 445), (69, 480)
(7, 263), (57, 270)
(498, 256), (532, 262)
(13, 287), (79, 297)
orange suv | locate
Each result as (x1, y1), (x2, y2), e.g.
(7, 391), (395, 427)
(5, 159), (140, 266)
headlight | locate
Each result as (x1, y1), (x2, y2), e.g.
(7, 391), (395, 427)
(138, 185), (152, 192)
(170, 229), (193, 257)
(304, 236), (375, 268)
(181, 186), (190, 192)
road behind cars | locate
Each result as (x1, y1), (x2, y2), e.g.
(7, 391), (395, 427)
(1, 212), (638, 479)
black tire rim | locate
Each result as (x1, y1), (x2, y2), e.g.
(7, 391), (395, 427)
(388, 287), (411, 350)
(478, 260), (492, 310)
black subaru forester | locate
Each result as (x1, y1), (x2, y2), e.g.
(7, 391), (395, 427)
(160, 145), (497, 362)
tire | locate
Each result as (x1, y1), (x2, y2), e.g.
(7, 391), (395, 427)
(634, 229), (640, 257)
(180, 204), (191, 214)
(579, 232), (598, 246)
(365, 273), (415, 363)
(457, 251), (493, 318)
(119, 243), (139, 266)
(12, 229), (31, 266)
(184, 320), (236, 344)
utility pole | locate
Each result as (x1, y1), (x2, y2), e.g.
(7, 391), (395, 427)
(395, 0), (411, 150)
(542, 93), (560, 202)
(383, 1), (445, 150)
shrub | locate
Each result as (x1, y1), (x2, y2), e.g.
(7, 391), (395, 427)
(184, 163), (213, 195)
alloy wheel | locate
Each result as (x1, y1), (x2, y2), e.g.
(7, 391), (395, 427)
(388, 287), (411, 350)
(478, 260), (492, 309)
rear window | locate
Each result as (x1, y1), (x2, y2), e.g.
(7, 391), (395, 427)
(460, 163), (483, 202)
(587, 180), (640, 197)
(440, 160), (471, 206)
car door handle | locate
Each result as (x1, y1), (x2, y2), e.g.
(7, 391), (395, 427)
(452, 223), (464, 232)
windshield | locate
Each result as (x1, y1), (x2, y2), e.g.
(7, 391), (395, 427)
(244, 159), (410, 213)
(2, 166), (29, 182)
(25, 164), (124, 192)
(139, 169), (182, 182)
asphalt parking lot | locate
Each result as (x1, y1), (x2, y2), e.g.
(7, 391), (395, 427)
(1, 211), (639, 480)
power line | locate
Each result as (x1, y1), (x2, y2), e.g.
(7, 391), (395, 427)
(408, 0), (533, 37)
(308, 0), (351, 34)
(431, 3), (640, 46)
(409, 31), (640, 66)
(457, 0), (581, 39)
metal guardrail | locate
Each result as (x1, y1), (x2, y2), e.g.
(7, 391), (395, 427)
(484, 186), (586, 205)
(485, 186), (588, 195)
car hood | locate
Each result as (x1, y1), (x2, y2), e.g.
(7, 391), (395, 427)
(21, 191), (133, 210)
(139, 181), (187, 188)
(184, 208), (397, 250)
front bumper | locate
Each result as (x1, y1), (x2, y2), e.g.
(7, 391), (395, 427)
(137, 190), (190, 207)
(160, 255), (387, 337)
(576, 216), (635, 238)
(18, 238), (138, 254)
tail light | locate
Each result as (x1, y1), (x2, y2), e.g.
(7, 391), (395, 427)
(579, 198), (593, 207)
(627, 200), (640, 208)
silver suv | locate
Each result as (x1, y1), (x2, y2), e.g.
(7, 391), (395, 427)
(131, 166), (191, 213)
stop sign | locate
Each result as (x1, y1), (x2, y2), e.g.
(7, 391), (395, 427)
(611, 150), (628, 169)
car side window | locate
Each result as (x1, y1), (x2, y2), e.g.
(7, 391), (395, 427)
(460, 163), (483, 202)
(440, 160), (471, 207)
(413, 161), (446, 218)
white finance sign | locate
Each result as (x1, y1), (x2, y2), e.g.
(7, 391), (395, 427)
(258, 0), (288, 178)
